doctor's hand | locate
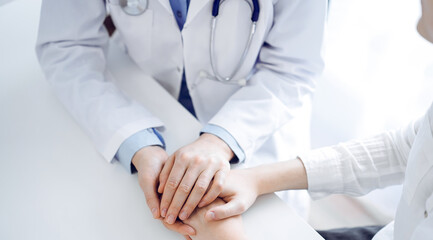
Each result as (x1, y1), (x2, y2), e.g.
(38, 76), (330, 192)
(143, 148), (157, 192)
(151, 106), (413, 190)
(164, 198), (247, 240)
(132, 146), (168, 219)
(204, 169), (259, 221)
(158, 133), (232, 224)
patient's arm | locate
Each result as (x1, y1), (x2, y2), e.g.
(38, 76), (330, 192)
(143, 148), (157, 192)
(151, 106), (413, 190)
(179, 198), (248, 240)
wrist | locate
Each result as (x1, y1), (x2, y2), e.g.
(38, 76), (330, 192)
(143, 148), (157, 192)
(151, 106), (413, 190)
(254, 158), (309, 196)
(199, 133), (234, 160)
(132, 145), (165, 170)
(245, 168), (265, 196)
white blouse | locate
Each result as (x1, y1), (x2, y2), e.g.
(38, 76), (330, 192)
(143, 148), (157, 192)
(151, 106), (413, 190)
(300, 103), (433, 240)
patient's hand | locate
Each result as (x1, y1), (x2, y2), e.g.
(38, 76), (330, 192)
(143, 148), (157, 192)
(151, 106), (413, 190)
(205, 169), (259, 221)
(165, 198), (248, 240)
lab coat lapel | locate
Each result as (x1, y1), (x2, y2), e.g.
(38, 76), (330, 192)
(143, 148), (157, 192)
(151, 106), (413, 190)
(185, 0), (212, 27)
(156, 0), (173, 13)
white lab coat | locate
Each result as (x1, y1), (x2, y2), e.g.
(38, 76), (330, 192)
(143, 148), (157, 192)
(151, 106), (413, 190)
(36, 0), (326, 217)
(301, 103), (433, 239)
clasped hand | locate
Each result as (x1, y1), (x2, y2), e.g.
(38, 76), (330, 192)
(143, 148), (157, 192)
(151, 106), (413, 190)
(132, 133), (234, 236)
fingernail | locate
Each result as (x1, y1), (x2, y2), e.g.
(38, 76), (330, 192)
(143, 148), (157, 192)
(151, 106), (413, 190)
(161, 208), (167, 217)
(166, 215), (175, 224)
(151, 208), (158, 218)
(206, 211), (215, 220)
(179, 210), (188, 220)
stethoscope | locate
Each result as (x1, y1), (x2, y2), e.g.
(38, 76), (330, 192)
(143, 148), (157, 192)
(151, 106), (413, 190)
(210, 0), (259, 84)
(109, 0), (149, 16)
(109, 0), (260, 86)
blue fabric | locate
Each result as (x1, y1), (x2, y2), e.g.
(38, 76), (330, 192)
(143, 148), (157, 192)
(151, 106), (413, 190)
(178, 71), (196, 117)
(169, 0), (190, 29)
(201, 124), (245, 163)
(169, 0), (196, 117)
(115, 128), (165, 173)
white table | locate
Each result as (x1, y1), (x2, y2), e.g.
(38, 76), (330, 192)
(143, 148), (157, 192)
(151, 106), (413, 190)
(0, 1), (323, 239)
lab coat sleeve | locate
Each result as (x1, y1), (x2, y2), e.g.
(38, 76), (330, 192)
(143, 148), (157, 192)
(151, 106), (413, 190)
(207, 0), (327, 160)
(299, 116), (423, 199)
(35, 0), (164, 163)
(201, 124), (245, 163)
(116, 128), (165, 173)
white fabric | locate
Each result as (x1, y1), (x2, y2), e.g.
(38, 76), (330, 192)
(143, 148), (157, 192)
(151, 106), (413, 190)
(35, 0), (326, 217)
(301, 103), (433, 240)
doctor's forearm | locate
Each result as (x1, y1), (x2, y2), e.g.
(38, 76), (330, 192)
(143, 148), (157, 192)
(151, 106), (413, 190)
(253, 158), (309, 196)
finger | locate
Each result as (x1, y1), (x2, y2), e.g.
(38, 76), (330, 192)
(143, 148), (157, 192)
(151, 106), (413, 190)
(179, 170), (214, 220)
(160, 159), (187, 218)
(140, 175), (161, 219)
(166, 167), (202, 224)
(198, 170), (226, 208)
(158, 154), (175, 194)
(184, 236), (192, 240)
(162, 219), (196, 236)
(205, 199), (246, 221)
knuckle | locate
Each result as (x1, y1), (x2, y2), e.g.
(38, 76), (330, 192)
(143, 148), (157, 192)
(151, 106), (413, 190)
(214, 182), (223, 192)
(178, 152), (190, 162)
(195, 181), (208, 194)
(238, 202), (247, 212)
(179, 183), (191, 194)
(221, 207), (230, 217)
(192, 156), (204, 165)
(167, 178), (180, 189)
(218, 160), (228, 169)
(208, 158), (217, 165)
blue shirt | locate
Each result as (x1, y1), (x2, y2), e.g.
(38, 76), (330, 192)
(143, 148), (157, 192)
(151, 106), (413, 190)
(115, 0), (245, 173)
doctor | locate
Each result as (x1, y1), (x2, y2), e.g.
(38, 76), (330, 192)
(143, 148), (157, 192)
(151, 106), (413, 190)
(36, 0), (326, 231)
(177, 0), (433, 239)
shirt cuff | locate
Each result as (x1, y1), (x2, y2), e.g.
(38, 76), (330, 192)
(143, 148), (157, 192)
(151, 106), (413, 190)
(201, 124), (245, 164)
(115, 128), (165, 173)
(298, 147), (344, 199)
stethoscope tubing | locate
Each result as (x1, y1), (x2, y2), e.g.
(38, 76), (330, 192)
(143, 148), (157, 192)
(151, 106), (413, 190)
(210, 17), (257, 82)
(212, 0), (259, 21)
(210, 0), (259, 83)
(109, 0), (260, 85)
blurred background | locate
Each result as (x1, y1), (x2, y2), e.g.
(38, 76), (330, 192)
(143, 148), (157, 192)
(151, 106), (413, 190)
(1, 0), (432, 231)
(309, 0), (433, 230)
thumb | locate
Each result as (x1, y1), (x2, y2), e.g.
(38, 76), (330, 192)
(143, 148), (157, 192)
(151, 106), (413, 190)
(162, 220), (196, 236)
(141, 176), (161, 219)
(205, 199), (246, 221)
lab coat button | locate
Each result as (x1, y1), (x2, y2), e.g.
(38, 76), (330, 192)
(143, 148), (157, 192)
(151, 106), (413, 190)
(425, 210), (429, 218)
(177, 67), (182, 73)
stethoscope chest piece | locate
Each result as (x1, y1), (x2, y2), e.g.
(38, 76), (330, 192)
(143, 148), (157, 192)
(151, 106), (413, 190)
(119, 0), (148, 16)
